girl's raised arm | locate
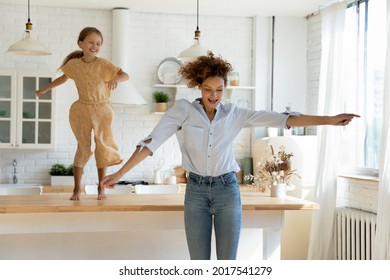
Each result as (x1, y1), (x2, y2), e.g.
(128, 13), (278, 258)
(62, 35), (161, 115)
(36, 74), (69, 96)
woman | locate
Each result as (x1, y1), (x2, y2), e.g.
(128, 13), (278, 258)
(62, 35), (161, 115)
(36, 27), (129, 200)
(102, 52), (359, 259)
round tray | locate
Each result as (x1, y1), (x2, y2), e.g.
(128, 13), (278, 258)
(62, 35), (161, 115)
(157, 57), (183, 84)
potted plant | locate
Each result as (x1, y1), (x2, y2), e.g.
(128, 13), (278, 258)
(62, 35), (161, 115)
(152, 91), (171, 112)
(49, 163), (74, 186)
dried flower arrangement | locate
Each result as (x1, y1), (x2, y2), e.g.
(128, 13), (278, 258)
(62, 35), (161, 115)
(244, 144), (300, 192)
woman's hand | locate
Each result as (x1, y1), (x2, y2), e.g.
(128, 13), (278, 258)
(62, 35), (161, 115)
(102, 172), (122, 189)
(331, 113), (360, 126)
(102, 146), (152, 189)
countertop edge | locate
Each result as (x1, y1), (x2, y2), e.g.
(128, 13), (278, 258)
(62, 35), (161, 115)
(0, 193), (319, 214)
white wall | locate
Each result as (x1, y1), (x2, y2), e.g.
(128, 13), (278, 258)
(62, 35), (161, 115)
(251, 16), (308, 139)
(0, 3), (254, 184)
(273, 16), (307, 114)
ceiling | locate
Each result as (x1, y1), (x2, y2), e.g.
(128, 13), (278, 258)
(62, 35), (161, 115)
(1, 0), (333, 17)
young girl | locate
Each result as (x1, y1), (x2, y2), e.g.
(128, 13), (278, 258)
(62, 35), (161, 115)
(36, 27), (129, 200)
(101, 52), (359, 259)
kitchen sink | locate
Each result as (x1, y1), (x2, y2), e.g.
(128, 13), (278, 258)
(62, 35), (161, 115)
(0, 184), (43, 195)
(0, 183), (43, 188)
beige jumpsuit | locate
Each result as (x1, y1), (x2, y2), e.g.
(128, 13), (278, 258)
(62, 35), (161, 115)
(61, 57), (123, 169)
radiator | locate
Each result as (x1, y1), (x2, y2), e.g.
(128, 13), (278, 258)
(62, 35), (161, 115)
(335, 207), (377, 260)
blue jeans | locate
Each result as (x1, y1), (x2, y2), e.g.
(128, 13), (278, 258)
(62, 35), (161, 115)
(184, 171), (242, 260)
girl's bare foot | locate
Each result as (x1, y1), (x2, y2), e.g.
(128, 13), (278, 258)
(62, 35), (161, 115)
(70, 191), (81, 200)
(97, 185), (107, 200)
(97, 192), (107, 200)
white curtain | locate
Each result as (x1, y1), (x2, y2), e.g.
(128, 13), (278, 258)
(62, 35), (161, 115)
(373, 0), (390, 260)
(307, 1), (347, 260)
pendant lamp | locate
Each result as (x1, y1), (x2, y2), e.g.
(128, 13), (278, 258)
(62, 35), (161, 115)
(178, 0), (209, 62)
(6, 0), (51, 56)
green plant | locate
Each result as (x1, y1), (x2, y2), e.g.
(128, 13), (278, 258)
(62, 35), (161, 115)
(152, 91), (170, 103)
(49, 164), (74, 176)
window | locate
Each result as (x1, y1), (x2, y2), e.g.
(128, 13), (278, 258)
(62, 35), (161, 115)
(340, 0), (386, 174)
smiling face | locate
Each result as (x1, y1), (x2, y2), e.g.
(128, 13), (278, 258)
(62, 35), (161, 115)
(78, 32), (102, 59)
(199, 76), (225, 112)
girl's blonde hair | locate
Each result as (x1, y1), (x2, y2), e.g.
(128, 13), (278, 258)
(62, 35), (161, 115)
(59, 27), (103, 70)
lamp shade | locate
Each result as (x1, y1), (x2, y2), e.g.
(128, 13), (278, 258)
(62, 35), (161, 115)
(177, 0), (209, 62)
(6, 31), (51, 56)
(178, 38), (208, 62)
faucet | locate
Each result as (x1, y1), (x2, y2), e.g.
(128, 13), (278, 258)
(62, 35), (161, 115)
(12, 159), (17, 184)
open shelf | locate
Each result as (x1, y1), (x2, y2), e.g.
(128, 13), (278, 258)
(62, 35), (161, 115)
(152, 84), (256, 106)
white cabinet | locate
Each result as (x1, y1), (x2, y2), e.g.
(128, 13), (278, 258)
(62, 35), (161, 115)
(0, 70), (55, 149)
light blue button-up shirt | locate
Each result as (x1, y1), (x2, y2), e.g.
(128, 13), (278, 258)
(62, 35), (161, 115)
(138, 98), (289, 177)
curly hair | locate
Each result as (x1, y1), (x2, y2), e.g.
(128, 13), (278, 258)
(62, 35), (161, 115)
(179, 52), (233, 88)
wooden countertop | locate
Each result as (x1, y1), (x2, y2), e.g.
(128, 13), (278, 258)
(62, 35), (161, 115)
(0, 192), (318, 214)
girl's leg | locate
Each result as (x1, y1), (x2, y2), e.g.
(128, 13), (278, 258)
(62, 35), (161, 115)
(69, 101), (92, 201)
(70, 166), (84, 201)
(97, 166), (107, 200)
(93, 103), (122, 168)
(69, 102), (93, 168)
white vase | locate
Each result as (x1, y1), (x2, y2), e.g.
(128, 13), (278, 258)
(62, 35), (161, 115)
(270, 183), (286, 198)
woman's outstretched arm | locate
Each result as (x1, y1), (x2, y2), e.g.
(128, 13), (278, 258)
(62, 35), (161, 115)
(286, 113), (360, 128)
(102, 146), (152, 188)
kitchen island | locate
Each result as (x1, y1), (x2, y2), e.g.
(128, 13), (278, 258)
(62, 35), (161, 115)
(0, 192), (318, 260)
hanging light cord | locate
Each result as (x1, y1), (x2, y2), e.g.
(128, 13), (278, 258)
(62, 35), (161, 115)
(196, 0), (199, 32)
(25, 0), (33, 31)
(194, 0), (201, 40)
(28, 0), (30, 23)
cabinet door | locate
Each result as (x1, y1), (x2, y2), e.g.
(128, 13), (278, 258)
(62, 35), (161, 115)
(0, 70), (17, 148)
(16, 73), (55, 149)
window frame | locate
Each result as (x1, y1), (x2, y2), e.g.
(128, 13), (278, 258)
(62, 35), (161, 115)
(339, 0), (384, 178)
